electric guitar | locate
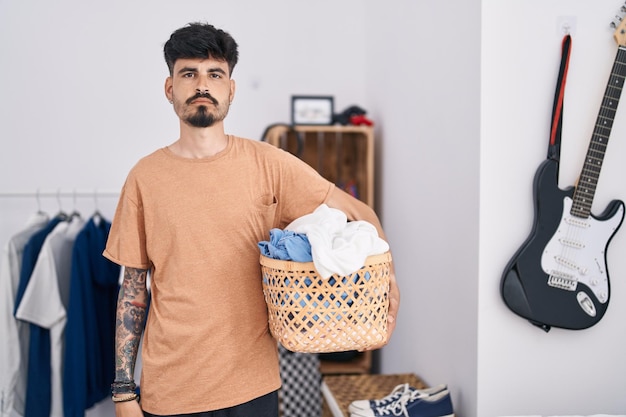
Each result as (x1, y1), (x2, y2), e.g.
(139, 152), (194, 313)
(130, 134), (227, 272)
(501, 14), (626, 331)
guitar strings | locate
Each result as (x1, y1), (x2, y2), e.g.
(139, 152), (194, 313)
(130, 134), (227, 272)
(555, 48), (626, 292)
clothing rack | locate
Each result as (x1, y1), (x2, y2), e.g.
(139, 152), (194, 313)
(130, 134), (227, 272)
(0, 189), (120, 213)
(0, 190), (119, 198)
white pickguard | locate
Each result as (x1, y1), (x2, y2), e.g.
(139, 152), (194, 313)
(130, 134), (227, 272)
(541, 196), (624, 305)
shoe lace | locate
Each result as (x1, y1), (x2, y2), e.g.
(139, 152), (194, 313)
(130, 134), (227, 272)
(372, 383), (409, 406)
(373, 392), (411, 417)
(373, 389), (425, 417)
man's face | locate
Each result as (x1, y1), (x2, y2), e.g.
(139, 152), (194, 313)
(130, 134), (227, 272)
(165, 57), (235, 128)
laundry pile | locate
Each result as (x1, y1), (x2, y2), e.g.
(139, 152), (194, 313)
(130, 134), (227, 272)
(258, 204), (389, 278)
(259, 205), (392, 353)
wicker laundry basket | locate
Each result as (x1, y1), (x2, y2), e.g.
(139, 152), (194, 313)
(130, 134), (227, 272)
(260, 252), (392, 353)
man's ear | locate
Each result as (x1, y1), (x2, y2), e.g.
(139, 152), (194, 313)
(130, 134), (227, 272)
(229, 79), (236, 104)
(164, 77), (173, 102)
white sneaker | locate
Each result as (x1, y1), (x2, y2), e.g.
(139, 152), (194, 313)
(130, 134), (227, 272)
(348, 383), (447, 414)
(350, 388), (454, 417)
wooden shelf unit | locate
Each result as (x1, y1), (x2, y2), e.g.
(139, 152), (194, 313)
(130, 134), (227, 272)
(264, 124), (377, 375)
(318, 350), (372, 375)
(264, 125), (375, 208)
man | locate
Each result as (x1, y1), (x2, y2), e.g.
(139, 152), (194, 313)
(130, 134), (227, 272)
(104, 22), (399, 417)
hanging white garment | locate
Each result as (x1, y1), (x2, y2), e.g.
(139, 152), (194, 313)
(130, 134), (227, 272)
(0, 212), (49, 417)
(15, 215), (86, 417)
(285, 204), (389, 279)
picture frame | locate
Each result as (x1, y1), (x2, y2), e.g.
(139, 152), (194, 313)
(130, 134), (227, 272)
(291, 95), (334, 125)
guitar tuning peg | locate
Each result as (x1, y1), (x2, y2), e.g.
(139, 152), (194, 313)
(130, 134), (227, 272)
(611, 15), (623, 28)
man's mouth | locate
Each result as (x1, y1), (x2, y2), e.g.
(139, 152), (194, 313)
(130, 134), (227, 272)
(187, 93), (218, 106)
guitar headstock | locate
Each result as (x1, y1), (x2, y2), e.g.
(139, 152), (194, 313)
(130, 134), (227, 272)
(612, 4), (626, 46)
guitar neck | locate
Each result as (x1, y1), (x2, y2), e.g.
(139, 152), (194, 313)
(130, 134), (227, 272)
(571, 46), (626, 218)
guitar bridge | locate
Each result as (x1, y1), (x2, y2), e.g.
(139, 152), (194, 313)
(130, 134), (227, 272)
(548, 271), (577, 291)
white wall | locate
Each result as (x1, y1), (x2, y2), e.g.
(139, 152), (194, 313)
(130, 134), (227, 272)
(363, 1), (481, 416)
(2, 1), (626, 417)
(479, 0), (626, 415)
(363, 0), (626, 416)
(0, 0), (369, 236)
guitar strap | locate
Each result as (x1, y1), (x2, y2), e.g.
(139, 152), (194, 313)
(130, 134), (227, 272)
(547, 34), (572, 162)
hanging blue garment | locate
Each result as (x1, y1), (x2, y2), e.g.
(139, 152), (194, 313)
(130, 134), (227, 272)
(14, 215), (65, 314)
(13, 215), (64, 417)
(63, 216), (120, 417)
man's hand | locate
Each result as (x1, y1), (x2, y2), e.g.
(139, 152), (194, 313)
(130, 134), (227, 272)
(362, 268), (399, 352)
(386, 270), (399, 340)
(114, 400), (142, 417)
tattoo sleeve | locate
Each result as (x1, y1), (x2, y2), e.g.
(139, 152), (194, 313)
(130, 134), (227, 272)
(114, 266), (149, 383)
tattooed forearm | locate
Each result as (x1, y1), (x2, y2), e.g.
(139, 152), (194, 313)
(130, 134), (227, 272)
(114, 266), (149, 382)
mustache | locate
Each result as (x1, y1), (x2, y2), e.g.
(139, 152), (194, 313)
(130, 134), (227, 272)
(186, 92), (218, 106)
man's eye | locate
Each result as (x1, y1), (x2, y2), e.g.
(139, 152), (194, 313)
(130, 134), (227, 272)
(210, 73), (221, 79)
(183, 73), (194, 78)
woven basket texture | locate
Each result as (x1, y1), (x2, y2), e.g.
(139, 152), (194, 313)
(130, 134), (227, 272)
(261, 251), (391, 353)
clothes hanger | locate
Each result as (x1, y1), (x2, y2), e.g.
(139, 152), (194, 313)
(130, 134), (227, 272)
(35, 188), (46, 214)
(68, 189), (82, 220)
(92, 188), (102, 226)
(27, 188), (50, 223)
(36, 188), (46, 216)
(56, 188), (69, 220)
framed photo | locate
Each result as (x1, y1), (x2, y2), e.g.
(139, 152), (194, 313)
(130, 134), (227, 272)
(291, 95), (334, 125)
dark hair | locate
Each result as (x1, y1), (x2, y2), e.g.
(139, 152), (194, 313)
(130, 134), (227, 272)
(163, 22), (239, 76)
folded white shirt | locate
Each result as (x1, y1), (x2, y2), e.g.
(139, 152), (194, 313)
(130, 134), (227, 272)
(286, 204), (389, 279)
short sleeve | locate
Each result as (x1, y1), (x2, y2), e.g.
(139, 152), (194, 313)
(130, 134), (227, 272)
(273, 149), (334, 227)
(103, 174), (151, 269)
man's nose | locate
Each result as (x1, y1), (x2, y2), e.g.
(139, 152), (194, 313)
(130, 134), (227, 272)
(195, 76), (210, 93)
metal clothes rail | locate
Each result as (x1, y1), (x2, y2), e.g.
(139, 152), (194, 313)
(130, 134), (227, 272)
(0, 190), (119, 198)
(0, 190), (120, 213)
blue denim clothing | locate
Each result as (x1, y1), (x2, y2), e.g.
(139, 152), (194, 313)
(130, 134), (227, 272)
(258, 229), (312, 262)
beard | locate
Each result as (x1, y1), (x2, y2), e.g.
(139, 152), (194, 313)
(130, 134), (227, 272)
(180, 92), (230, 128)
(186, 105), (217, 128)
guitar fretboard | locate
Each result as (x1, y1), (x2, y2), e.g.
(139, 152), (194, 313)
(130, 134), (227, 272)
(571, 46), (626, 218)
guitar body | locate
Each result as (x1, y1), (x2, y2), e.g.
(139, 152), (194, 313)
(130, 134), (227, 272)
(501, 159), (625, 330)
